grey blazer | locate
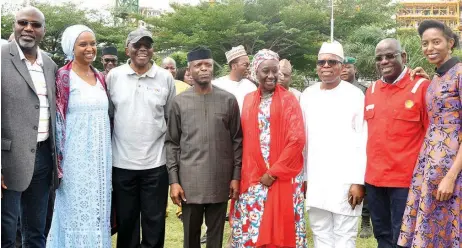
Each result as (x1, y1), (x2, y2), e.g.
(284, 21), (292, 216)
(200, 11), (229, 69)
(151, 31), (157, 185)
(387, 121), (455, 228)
(1, 42), (59, 192)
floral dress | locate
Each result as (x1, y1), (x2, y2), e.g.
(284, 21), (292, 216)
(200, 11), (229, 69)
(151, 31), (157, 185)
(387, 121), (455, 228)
(398, 60), (462, 247)
(231, 95), (306, 248)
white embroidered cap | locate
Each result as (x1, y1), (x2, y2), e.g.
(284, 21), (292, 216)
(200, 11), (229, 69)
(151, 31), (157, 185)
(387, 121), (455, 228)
(225, 45), (247, 63)
(318, 41), (344, 61)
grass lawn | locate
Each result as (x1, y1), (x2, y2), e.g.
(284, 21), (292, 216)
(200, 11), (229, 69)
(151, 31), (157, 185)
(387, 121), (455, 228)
(111, 203), (378, 247)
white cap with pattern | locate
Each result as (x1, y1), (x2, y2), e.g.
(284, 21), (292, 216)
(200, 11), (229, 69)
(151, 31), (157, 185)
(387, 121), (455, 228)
(318, 41), (344, 61)
(225, 45), (247, 63)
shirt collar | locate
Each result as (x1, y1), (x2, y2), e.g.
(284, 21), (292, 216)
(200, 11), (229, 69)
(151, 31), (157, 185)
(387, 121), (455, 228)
(124, 62), (157, 78)
(380, 66), (407, 86)
(435, 57), (460, 77)
(15, 40), (43, 66)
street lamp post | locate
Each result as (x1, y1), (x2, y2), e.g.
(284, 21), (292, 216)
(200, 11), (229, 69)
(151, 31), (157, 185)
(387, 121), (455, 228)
(330, 0), (334, 42)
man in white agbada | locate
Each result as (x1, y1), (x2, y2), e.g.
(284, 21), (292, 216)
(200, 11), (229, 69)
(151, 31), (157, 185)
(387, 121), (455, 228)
(213, 45), (256, 112)
(300, 41), (367, 248)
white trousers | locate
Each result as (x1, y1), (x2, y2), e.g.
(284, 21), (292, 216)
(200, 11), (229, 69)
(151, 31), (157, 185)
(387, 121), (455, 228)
(308, 207), (359, 248)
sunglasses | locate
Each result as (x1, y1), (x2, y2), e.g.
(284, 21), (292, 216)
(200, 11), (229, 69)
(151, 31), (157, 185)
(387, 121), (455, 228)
(132, 42), (152, 49)
(16, 20), (43, 29)
(104, 58), (117, 63)
(317, 60), (342, 67)
(375, 53), (401, 62)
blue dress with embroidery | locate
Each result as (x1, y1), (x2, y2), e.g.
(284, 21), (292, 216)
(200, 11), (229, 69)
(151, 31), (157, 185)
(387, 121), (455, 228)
(47, 71), (112, 248)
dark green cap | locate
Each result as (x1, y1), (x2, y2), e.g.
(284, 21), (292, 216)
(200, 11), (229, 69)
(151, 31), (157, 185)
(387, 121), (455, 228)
(344, 56), (356, 64)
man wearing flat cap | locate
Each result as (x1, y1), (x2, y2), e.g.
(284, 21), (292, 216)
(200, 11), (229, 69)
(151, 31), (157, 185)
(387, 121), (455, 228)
(341, 56), (367, 94)
(165, 46), (242, 248)
(213, 45), (256, 113)
(300, 41), (367, 247)
(106, 27), (176, 248)
(101, 46), (118, 77)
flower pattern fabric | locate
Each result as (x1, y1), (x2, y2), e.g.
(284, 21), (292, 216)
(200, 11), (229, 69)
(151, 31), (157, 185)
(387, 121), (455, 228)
(398, 63), (462, 248)
(231, 96), (307, 248)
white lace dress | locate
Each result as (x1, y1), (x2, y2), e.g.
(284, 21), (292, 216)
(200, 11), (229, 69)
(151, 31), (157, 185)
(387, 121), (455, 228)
(47, 71), (112, 248)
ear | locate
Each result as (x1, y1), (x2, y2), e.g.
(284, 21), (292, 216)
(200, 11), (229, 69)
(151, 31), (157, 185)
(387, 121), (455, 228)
(449, 38), (455, 50)
(125, 47), (129, 57)
(401, 51), (407, 65)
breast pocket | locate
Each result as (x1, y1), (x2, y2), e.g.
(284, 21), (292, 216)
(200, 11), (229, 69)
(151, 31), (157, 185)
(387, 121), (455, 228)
(390, 109), (421, 137)
(143, 86), (167, 107)
(364, 109), (375, 121)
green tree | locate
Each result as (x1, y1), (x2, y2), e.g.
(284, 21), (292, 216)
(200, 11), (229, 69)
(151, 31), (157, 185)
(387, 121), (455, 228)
(1, 1), (135, 68)
(344, 25), (387, 80)
(397, 32), (434, 77)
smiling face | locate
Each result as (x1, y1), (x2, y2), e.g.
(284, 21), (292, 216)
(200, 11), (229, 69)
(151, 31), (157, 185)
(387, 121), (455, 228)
(256, 59), (279, 94)
(375, 41), (406, 83)
(73, 31), (96, 65)
(125, 37), (154, 69)
(14, 8), (45, 53)
(421, 28), (454, 68)
(316, 53), (343, 84)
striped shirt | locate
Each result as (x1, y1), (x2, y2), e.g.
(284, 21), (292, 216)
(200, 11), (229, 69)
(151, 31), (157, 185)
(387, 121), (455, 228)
(15, 41), (49, 142)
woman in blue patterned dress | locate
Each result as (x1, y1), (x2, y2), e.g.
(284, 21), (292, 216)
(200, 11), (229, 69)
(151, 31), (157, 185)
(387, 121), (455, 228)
(47, 25), (112, 248)
(230, 49), (306, 248)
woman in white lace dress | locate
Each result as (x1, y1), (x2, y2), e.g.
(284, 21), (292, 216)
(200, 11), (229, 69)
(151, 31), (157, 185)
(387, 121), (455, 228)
(47, 25), (111, 248)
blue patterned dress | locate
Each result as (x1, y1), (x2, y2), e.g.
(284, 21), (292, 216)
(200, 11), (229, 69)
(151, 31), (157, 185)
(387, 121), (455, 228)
(47, 71), (112, 248)
(231, 95), (307, 248)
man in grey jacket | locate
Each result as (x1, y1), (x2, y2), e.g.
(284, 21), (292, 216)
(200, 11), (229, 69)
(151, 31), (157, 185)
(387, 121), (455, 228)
(1, 6), (58, 248)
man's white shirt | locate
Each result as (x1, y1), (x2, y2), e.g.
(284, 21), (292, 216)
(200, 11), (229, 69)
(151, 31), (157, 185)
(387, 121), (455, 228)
(300, 81), (367, 216)
(212, 75), (257, 113)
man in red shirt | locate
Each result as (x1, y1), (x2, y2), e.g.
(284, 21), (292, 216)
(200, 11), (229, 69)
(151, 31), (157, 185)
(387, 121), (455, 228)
(364, 38), (429, 248)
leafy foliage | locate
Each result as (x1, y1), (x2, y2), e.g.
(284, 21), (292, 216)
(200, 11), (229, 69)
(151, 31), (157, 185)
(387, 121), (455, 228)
(1, 0), (406, 83)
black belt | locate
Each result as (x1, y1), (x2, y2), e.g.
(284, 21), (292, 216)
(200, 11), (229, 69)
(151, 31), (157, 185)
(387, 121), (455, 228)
(37, 139), (48, 148)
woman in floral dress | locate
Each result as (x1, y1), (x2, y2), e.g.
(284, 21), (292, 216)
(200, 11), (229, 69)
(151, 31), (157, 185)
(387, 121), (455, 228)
(398, 20), (462, 248)
(230, 49), (306, 248)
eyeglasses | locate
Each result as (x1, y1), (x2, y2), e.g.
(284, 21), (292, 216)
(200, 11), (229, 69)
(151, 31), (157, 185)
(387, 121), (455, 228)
(317, 60), (342, 67)
(104, 58), (117, 64)
(375, 53), (401, 62)
(132, 42), (152, 49)
(16, 20), (43, 29)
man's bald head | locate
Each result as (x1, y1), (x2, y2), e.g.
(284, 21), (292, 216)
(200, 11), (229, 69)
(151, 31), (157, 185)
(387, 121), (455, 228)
(375, 38), (402, 53)
(15, 6), (45, 25)
(375, 38), (407, 83)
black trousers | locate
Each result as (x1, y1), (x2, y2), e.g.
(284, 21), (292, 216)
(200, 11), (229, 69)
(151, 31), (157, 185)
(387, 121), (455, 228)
(113, 166), (169, 248)
(365, 183), (409, 248)
(182, 202), (227, 248)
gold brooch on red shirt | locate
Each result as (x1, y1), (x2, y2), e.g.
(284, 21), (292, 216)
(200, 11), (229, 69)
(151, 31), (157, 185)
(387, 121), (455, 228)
(405, 100), (414, 109)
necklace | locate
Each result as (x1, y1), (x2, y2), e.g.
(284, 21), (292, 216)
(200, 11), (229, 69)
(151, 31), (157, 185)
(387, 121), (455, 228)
(261, 92), (274, 99)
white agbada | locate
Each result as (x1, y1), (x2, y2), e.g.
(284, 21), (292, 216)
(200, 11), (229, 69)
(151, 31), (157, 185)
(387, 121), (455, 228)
(212, 76), (257, 113)
(300, 80), (367, 217)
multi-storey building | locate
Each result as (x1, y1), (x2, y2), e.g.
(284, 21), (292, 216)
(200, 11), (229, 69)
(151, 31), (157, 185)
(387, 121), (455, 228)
(397, 0), (461, 33)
